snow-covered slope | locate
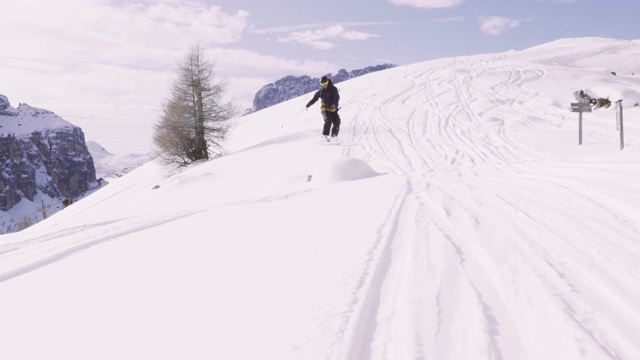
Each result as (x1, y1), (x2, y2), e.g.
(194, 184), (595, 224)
(1, 37), (639, 359)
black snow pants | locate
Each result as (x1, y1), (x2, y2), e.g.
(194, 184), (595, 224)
(322, 111), (341, 137)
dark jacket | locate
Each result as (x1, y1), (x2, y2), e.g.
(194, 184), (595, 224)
(306, 81), (340, 110)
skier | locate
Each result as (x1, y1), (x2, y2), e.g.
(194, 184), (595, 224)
(306, 76), (341, 142)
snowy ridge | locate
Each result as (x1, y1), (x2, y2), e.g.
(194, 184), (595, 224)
(0, 95), (75, 135)
(1, 37), (640, 359)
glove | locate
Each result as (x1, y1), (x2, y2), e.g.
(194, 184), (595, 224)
(328, 105), (337, 112)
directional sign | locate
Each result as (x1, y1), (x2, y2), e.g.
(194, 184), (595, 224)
(570, 102), (592, 112)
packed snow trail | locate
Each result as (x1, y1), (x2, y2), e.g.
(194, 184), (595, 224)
(333, 56), (640, 359)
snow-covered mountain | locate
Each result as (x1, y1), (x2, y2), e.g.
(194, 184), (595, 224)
(248, 64), (395, 113)
(0, 95), (99, 232)
(1, 37), (639, 359)
(87, 140), (151, 180)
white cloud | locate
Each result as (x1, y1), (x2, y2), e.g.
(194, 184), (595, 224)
(0, 0), (250, 69)
(387, 0), (464, 10)
(209, 48), (336, 76)
(479, 16), (523, 36)
(277, 25), (379, 50)
(251, 21), (395, 35)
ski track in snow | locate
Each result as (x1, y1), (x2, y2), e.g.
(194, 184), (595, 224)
(0, 186), (320, 285)
(334, 57), (640, 359)
(0, 210), (208, 284)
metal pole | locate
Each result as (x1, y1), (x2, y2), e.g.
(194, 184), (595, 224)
(579, 111), (583, 145)
(617, 100), (624, 150)
(616, 102), (620, 131)
(280, 108), (306, 128)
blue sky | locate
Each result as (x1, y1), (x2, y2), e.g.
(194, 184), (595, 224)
(1, 0), (638, 154)
(214, 0), (640, 73)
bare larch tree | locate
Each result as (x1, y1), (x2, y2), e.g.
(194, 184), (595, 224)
(154, 44), (235, 167)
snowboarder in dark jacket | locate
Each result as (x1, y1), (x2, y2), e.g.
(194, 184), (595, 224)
(306, 76), (341, 141)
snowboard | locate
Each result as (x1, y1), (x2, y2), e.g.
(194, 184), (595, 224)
(316, 140), (358, 146)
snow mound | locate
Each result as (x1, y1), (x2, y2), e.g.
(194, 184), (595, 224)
(311, 156), (380, 184)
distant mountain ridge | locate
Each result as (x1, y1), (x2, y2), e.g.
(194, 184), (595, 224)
(0, 94), (98, 228)
(248, 64), (396, 114)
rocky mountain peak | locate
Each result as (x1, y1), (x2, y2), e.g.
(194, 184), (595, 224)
(248, 64), (396, 114)
(0, 94), (98, 214)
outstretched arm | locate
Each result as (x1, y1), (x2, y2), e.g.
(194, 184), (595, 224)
(306, 90), (321, 108)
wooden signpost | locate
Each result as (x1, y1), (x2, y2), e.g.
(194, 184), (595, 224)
(37, 198), (51, 220)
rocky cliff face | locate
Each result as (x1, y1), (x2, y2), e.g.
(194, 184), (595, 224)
(248, 64), (396, 113)
(0, 94), (98, 211)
